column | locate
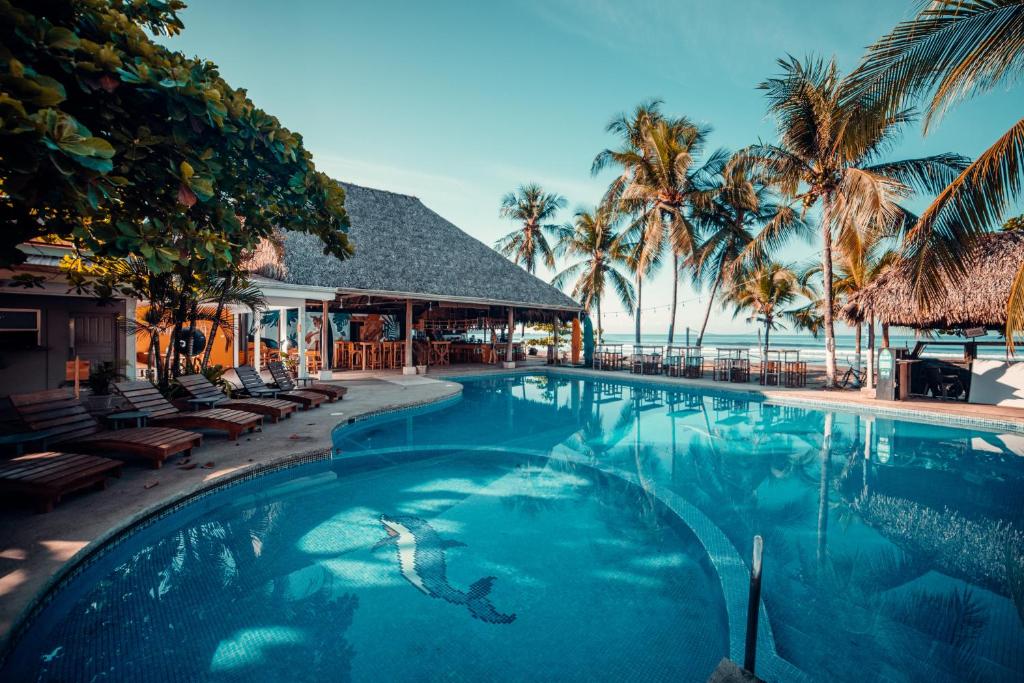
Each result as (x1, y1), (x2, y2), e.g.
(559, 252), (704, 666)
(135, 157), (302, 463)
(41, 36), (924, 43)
(321, 300), (330, 376)
(231, 314), (239, 368)
(297, 305), (308, 379)
(253, 313), (263, 371)
(403, 299), (415, 375)
(504, 306), (515, 368)
(123, 297), (137, 379)
(276, 307), (285, 359)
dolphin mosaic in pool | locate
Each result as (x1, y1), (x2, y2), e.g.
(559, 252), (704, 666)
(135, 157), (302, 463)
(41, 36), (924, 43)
(373, 514), (517, 625)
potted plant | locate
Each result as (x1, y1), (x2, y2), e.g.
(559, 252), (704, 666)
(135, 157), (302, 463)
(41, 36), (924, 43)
(84, 362), (124, 411)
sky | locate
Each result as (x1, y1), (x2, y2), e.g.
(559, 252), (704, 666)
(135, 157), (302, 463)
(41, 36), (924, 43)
(161, 0), (1022, 335)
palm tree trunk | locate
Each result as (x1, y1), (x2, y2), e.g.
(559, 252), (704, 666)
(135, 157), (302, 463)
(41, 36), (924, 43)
(596, 298), (603, 344)
(821, 199), (837, 387)
(764, 318), (771, 353)
(854, 323), (862, 388)
(882, 323), (890, 347)
(866, 318), (875, 390)
(634, 272), (643, 345)
(201, 273), (232, 371)
(696, 270), (723, 347)
(667, 254), (678, 344)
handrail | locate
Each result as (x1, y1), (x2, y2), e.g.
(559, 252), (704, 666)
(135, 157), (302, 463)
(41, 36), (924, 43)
(744, 535), (764, 674)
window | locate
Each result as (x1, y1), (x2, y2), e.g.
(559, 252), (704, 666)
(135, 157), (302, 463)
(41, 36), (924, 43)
(0, 308), (41, 349)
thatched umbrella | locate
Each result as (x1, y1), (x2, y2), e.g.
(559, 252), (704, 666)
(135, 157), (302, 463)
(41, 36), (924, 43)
(841, 230), (1024, 330)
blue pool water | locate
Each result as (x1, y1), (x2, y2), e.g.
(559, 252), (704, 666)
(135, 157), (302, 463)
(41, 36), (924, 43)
(4, 373), (1024, 681)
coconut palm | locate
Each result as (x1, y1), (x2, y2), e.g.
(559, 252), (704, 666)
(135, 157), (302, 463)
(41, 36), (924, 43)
(594, 102), (711, 343)
(850, 0), (1024, 348)
(494, 184), (567, 274)
(744, 56), (969, 385)
(551, 207), (635, 342)
(690, 153), (812, 346)
(723, 262), (812, 353)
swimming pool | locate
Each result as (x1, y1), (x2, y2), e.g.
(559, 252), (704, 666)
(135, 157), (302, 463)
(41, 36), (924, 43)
(4, 372), (1024, 681)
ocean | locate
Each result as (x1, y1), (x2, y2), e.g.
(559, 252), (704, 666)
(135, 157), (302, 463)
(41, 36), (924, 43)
(512, 329), (1014, 363)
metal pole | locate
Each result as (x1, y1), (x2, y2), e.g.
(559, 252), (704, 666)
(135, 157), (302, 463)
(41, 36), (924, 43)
(744, 535), (764, 674)
(321, 301), (330, 372)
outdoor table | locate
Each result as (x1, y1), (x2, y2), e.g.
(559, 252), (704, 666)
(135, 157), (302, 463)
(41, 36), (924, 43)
(715, 346), (750, 382)
(595, 344), (624, 370)
(0, 428), (55, 456)
(682, 345), (704, 378)
(105, 410), (151, 429)
(780, 350), (804, 387)
(187, 396), (225, 410)
(761, 349), (782, 385)
(631, 345), (664, 375)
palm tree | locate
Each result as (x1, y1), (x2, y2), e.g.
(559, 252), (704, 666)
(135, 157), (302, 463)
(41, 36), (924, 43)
(745, 56), (968, 385)
(723, 262), (811, 353)
(494, 184), (567, 274)
(551, 207), (636, 342)
(690, 153), (811, 346)
(594, 102), (710, 343)
(850, 0), (1024, 349)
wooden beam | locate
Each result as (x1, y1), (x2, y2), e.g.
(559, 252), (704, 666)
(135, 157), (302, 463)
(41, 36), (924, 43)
(506, 307), (514, 363)
(404, 299), (414, 368)
(321, 300), (329, 371)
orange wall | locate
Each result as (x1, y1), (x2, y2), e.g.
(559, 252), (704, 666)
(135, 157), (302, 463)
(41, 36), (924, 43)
(136, 306), (235, 368)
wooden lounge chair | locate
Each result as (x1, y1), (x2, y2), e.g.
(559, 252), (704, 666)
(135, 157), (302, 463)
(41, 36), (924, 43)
(9, 389), (201, 469)
(234, 365), (325, 410)
(175, 374), (298, 423)
(114, 381), (263, 441)
(267, 361), (346, 401)
(0, 451), (123, 513)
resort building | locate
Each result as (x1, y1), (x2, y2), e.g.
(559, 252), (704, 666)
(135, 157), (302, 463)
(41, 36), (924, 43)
(0, 183), (582, 393)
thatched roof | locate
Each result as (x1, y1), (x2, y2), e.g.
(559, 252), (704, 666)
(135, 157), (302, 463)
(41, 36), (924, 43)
(253, 182), (580, 312)
(841, 230), (1024, 329)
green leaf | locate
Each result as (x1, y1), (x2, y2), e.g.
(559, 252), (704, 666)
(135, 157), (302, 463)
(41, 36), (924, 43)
(46, 27), (80, 50)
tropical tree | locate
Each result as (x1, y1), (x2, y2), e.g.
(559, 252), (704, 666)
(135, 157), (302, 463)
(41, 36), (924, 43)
(723, 262), (812, 353)
(593, 102), (711, 343)
(0, 1), (351, 270)
(690, 153), (811, 346)
(744, 56), (968, 385)
(551, 207), (636, 341)
(849, 0), (1024, 349)
(494, 184), (566, 274)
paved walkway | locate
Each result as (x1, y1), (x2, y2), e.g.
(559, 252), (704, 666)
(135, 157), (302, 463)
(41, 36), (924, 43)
(0, 375), (461, 641)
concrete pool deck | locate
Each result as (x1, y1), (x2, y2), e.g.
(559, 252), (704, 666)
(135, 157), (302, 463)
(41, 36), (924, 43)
(3, 361), (1023, 645)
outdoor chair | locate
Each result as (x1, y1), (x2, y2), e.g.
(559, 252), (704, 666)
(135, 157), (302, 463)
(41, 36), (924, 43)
(925, 365), (965, 400)
(9, 388), (201, 469)
(114, 381), (263, 441)
(175, 374), (298, 423)
(267, 361), (346, 401)
(0, 451), (123, 513)
(234, 365), (325, 410)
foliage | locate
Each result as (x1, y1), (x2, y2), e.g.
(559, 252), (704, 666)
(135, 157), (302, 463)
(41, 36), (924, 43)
(0, 0), (350, 270)
(85, 360), (123, 396)
(690, 151), (811, 344)
(723, 262), (812, 350)
(198, 362), (230, 393)
(494, 184), (566, 274)
(849, 0), (1024, 349)
(743, 55), (967, 384)
(550, 206), (634, 340)
(524, 320), (570, 347)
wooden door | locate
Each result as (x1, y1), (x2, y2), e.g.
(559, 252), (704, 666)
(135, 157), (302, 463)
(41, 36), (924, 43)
(70, 312), (118, 368)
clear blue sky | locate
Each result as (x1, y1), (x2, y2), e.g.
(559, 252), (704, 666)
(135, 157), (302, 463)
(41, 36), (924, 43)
(161, 0), (1021, 335)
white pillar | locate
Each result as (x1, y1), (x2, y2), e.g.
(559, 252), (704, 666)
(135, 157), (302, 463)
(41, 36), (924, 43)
(503, 306), (515, 368)
(297, 305), (308, 379)
(231, 314), (239, 368)
(276, 307), (285, 358)
(403, 299), (416, 375)
(253, 313), (263, 371)
(321, 300), (330, 377)
(123, 297), (138, 379)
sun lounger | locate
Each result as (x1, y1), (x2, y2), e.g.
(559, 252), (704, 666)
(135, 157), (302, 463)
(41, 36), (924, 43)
(9, 389), (201, 468)
(267, 361), (346, 401)
(0, 451), (123, 512)
(234, 365), (325, 410)
(175, 374), (298, 423)
(114, 381), (263, 441)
